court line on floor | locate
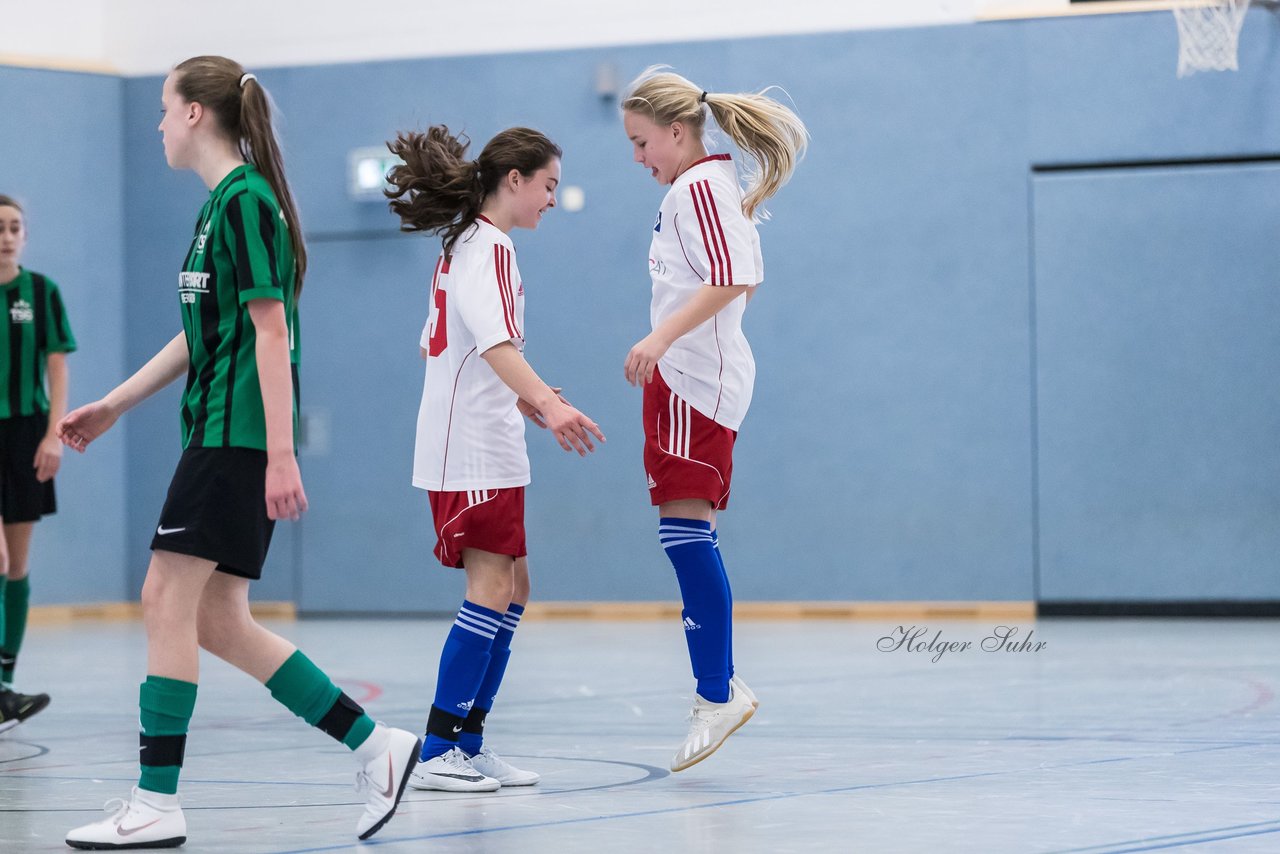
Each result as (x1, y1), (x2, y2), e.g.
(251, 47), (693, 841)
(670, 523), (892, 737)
(270, 741), (1272, 854)
(1040, 818), (1280, 853)
(0, 755), (668, 814)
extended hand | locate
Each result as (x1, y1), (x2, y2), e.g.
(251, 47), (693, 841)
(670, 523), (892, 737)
(57, 400), (121, 453)
(518, 387), (565, 428)
(542, 398), (605, 456)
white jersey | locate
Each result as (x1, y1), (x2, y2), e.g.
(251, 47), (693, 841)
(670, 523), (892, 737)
(648, 154), (763, 431)
(413, 216), (530, 492)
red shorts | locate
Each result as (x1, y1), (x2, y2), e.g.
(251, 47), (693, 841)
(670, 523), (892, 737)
(643, 367), (737, 510)
(427, 487), (527, 568)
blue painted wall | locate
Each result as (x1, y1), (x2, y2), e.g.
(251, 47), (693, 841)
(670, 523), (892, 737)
(1034, 163), (1280, 599)
(0, 66), (128, 603)
(15, 8), (1280, 607)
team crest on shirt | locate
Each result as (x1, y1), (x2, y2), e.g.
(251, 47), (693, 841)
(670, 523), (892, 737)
(194, 220), (212, 254)
(8, 299), (33, 324)
(653, 211), (662, 232)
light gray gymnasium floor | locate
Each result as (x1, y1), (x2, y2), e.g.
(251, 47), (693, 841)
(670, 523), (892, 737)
(1, 616), (1278, 853)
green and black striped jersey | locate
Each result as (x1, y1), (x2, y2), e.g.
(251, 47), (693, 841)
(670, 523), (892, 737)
(0, 268), (76, 419)
(178, 163), (300, 451)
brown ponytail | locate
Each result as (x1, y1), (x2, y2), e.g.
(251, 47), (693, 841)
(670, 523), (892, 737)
(173, 56), (308, 296)
(385, 126), (561, 256)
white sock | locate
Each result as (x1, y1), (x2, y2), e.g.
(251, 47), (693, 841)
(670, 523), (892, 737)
(134, 787), (182, 809)
(352, 722), (391, 764)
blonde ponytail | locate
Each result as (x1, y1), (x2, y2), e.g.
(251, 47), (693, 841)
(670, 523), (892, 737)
(622, 66), (808, 219)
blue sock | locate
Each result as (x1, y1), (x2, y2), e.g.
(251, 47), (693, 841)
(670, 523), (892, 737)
(710, 528), (735, 680)
(458, 602), (523, 756)
(660, 517), (731, 703)
(421, 601), (501, 761)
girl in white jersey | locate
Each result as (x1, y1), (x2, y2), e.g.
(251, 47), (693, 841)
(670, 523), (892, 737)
(621, 68), (807, 771)
(384, 126), (604, 792)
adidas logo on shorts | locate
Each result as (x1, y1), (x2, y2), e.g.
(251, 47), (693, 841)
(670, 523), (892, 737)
(647, 473), (657, 489)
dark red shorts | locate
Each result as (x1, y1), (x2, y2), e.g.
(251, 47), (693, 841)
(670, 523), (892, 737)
(643, 367), (737, 510)
(427, 486), (527, 568)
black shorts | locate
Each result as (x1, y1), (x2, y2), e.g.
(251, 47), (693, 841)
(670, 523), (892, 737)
(150, 447), (275, 580)
(0, 414), (57, 523)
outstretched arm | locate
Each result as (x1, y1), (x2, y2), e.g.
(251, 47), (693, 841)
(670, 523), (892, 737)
(57, 332), (188, 452)
(482, 342), (604, 456)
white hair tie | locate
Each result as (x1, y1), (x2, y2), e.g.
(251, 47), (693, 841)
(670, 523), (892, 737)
(239, 73), (257, 88)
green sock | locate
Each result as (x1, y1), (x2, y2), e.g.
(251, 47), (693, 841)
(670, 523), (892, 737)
(138, 676), (197, 795)
(2, 576), (29, 685)
(266, 650), (375, 749)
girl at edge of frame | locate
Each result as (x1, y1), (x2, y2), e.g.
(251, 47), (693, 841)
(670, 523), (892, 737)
(620, 65), (808, 772)
(384, 124), (604, 793)
(58, 56), (419, 849)
(0, 194), (76, 733)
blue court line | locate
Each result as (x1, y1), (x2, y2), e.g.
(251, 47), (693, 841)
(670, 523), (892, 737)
(1040, 819), (1280, 853)
(265, 739), (1277, 853)
(1, 755), (667, 814)
(269, 768), (1025, 853)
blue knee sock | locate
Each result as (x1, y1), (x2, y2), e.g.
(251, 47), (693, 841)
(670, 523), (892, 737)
(660, 518), (731, 703)
(458, 602), (523, 756)
(710, 528), (735, 680)
(421, 601), (500, 761)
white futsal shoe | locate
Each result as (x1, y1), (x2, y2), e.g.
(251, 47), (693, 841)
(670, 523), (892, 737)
(468, 746), (540, 786)
(65, 786), (186, 850)
(355, 726), (422, 840)
(731, 675), (759, 709)
(408, 746), (501, 792)
(671, 681), (756, 772)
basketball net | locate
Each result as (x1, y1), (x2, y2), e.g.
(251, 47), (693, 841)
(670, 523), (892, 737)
(1173, 0), (1252, 77)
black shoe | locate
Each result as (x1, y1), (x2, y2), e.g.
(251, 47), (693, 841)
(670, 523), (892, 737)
(0, 687), (50, 733)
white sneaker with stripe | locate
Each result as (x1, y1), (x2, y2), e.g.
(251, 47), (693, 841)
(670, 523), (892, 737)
(468, 746), (540, 786)
(65, 786), (186, 850)
(670, 681), (756, 772)
(409, 746), (501, 792)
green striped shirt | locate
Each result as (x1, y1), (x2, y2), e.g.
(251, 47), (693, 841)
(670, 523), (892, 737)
(179, 163), (300, 450)
(0, 268), (76, 419)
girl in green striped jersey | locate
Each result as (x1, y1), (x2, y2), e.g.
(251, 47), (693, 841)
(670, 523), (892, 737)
(0, 194), (75, 733)
(59, 57), (418, 848)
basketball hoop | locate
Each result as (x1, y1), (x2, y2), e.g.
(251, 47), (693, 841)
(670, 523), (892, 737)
(1173, 0), (1252, 77)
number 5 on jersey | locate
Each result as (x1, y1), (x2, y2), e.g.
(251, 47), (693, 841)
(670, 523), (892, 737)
(427, 256), (450, 357)
(428, 286), (448, 356)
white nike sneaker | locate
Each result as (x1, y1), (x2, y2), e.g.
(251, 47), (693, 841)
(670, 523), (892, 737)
(468, 746), (540, 787)
(408, 746), (500, 792)
(355, 726), (421, 840)
(731, 675), (759, 709)
(65, 786), (186, 849)
(670, 682), (756, 772)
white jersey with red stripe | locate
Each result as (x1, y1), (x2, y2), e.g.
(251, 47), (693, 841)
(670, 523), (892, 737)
(649, 154), (763, 431)
(413, 216), (530, 491)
